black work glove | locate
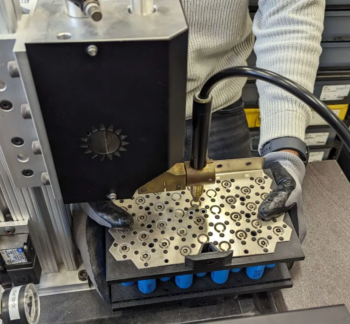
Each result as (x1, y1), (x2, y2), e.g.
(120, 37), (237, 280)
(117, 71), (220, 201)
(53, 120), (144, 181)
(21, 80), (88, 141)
(258, 152), (306, 242)
(73, 201), (133, 302)
(81, 200), (134, 229)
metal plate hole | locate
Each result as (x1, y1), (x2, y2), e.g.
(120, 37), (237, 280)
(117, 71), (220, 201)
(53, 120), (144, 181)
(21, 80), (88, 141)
(210, 205), (221, 214)
(171, 193), (182, 201)
(226, 196), (236, 204)
(137, 214), (147, 222)
(236, 230), (247, 240)
(221, 180), (231, 189)
(273, 226), (284, 236)
(11, 137), (24, 147)
(180, 246), (191, 256)
(174, 209), (184, 218)
(198, 234), (209, 244)
(17, 154), (29, 163)
(219, 241), (231, 251)
(261, 193), (268, 200)
(22, 169), (34, 178)
(0, 100), (13, 111)
(206, 189), (217, 198)
(255, 177), (265, 185)
(135, 197), (146, 205)
(258, 238), (269, 248)
(214, 223), (226, 233)
(0, 80), (7, 92)
(230, 212), (241, 222)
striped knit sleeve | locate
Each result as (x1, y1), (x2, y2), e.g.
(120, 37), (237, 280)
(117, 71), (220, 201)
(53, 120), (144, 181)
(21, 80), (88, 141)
(253, 0), (325, 152)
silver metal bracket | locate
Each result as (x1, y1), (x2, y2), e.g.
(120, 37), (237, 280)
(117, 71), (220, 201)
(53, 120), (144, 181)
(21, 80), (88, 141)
(0, 39), (48, 188)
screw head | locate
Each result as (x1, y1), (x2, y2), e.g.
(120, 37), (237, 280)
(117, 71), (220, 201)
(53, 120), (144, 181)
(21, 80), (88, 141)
(0, 100), (13, 111)
(11, 137), (24, 146)
(86, 45), (98, 57)
(107, 193), (117, 200)
(4, 226), (15, 234)
(22, 169), (34, 177)
(78, 270), (89, 281)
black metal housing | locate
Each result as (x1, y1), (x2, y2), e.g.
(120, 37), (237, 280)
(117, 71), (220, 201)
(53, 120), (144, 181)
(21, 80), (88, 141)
(26, 32), (188, 203)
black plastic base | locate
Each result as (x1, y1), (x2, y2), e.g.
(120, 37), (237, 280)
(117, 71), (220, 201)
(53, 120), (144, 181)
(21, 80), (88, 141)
(7, 253), (41, 286)
(110, 263), (291, 310)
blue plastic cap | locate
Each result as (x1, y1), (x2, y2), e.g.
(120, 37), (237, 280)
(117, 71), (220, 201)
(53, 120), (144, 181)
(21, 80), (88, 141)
(211, 270), (230, 284)
(121, 281), (134, 286)
(231, 268), (242, 273)
(138, 279), (157, 294)
(175, 274), (193, 289)
(196, 272), (207, 277)
(246, 266), (266, 280)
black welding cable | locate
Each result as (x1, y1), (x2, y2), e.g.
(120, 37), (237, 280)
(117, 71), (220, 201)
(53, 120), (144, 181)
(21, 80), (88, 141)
(197, 66), (350, 153)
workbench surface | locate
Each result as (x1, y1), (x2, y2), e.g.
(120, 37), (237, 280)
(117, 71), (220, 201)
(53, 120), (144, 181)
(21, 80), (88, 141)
(38, 161), (350, 323)
(274, 160), (350, 311)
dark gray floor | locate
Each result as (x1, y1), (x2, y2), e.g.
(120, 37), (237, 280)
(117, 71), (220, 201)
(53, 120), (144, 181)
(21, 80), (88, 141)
(274, 161), (350, 311)
(39, 290), (247, 324)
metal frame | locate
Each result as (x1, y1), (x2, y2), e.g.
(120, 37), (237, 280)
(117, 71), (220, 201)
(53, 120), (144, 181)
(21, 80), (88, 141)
(0, 39), (47, 189)
(13, 45), (78, 271)
(0, 147), (25, 222)
(0, 146), (77, 272)
(0, 146), (58, 272)
(0, 7), (79, 273)
(0, 0), (18, 34)
(37, 265), (91, 296)
(25, 0), (187, 43)
(41, 186), (77, 270)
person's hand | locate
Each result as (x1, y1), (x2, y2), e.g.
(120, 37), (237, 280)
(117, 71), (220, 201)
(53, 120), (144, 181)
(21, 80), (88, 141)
(72, 200), (133, 302)
(258, 151), (306, 242)
(81, 200), (134, 228)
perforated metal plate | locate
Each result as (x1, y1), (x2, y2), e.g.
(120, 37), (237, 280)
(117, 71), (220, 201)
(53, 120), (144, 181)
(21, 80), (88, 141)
(109, 168), (292, 269)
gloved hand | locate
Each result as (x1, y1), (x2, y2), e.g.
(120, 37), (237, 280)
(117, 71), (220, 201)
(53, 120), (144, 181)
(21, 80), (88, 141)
(258, 151), (306, 243)
(72, 201), (134, 302)
(81, 200), (134, 229)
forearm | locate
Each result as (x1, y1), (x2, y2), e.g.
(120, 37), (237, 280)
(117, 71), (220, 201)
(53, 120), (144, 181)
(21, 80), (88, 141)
(253, 0), (325, 152)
